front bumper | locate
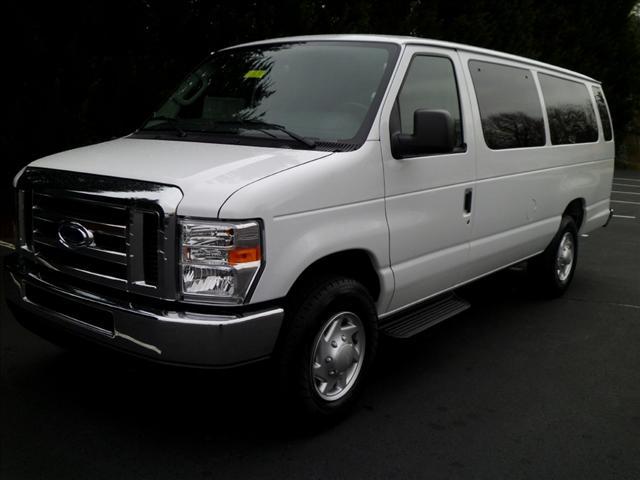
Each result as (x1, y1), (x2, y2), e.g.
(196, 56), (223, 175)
(4, 257), (284, 367)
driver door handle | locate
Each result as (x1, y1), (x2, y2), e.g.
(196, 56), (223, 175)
(463, 188), (473, 217)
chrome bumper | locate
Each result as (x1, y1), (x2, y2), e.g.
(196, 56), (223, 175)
(4, 259), (284, 367)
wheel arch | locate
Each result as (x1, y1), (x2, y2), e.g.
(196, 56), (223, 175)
(286, 249), (382, 304)
(563, 198), (586, 231)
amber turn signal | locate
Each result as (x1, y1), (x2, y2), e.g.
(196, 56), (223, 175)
(228, 247), (261, 265)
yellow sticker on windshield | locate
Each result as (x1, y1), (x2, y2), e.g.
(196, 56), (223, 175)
(244, 70), (267, 79)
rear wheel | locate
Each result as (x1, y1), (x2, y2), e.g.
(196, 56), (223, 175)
(529, 216), (579, 297)
(276, 276), (378, 420)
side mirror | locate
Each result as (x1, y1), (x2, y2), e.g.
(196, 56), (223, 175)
(391, 109), (456, 157)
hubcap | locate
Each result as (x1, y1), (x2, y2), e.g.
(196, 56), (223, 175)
(556, 232), (575, 283)
(310, 311), (366, 401)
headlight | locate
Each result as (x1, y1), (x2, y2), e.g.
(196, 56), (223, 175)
(180, 219), (262, 304)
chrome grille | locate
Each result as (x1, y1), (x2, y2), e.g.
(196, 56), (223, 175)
(32, 193), (129, 285)
(17, 168), (183, 300)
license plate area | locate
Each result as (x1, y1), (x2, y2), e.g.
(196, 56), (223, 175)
(24, 283), (115, 335)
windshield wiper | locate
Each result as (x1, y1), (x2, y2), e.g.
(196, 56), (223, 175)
(142, 116), (187, 137)
(218, 120), (316, 149)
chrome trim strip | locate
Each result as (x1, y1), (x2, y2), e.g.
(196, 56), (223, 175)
(29, 252), (128, 287)
(151, 307), (285, 326)
(0, 240), (15, 252)
(17, 189), (27, 248)
(114, 331), (162, 354)
(33, 237), (128, 265)
(33, 190), (127, 209)
(9, 271), (22, 290)
(33, 209), (127, 238)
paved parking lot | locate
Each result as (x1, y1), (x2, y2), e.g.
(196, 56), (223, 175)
(1, 171), (639, 479)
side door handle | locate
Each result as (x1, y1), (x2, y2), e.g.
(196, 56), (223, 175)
(463, 188), (473, 216)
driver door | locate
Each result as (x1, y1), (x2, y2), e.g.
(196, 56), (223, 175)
(379, 46), (476, 312)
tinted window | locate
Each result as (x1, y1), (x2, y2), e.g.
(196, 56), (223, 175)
(137, 42), (399, 149)
(538, 73), (598, 144)
(592, 86), (613, 141)
(469, 60), (545, 149)
(396, 55), (463, 147)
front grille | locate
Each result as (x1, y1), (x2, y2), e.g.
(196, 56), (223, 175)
(17, 168), (183, 300)
(32, 192), (130, 284)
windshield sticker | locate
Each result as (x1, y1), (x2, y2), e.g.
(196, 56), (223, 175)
(244, 70), (267, 79)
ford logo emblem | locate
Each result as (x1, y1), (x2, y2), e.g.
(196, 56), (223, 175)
(57, 221), (95, 249)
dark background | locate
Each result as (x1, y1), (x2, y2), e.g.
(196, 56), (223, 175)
(3, 0), (640, 240)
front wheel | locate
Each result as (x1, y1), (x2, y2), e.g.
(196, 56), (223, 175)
(276, 276), (378, 420)
(529, 216), (579, 298)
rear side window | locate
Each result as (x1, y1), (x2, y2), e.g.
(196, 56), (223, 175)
(538, 73), (598, 144)
(469, 60), (545, 150)
(592, 86), (613, 141)
(396, 55), (464, 147)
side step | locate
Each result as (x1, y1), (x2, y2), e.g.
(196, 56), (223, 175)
(380, 293), (470, 338)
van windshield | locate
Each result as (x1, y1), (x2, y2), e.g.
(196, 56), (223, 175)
(136, 41), (399, 150)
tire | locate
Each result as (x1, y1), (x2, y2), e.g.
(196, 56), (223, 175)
(528, 216), (579, 298)
(276, 275), (378, 421)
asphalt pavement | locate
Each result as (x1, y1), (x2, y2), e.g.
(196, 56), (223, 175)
(1, 170), (639, 480)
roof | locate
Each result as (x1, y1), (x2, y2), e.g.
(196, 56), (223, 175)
(223, 34), (599, 83)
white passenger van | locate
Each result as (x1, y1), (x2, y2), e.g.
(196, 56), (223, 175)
(5, 35), (614, 418)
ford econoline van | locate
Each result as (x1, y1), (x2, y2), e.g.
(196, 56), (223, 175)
(5, 35), (614, 418)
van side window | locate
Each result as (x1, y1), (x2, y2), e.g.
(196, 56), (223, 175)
(538, 74), (598, 145)
(469, 60), (545, 150)
(592, 86), (613, 141)
(394, 55), (463, 147)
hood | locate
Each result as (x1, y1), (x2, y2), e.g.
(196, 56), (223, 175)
(29, 137), (333, 217)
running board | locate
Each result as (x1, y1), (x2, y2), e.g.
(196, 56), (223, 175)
(380, 293), (470, 338)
